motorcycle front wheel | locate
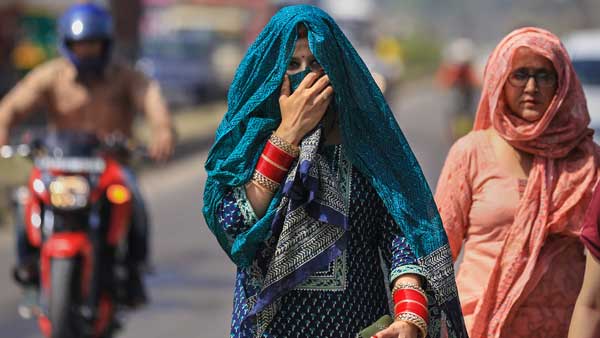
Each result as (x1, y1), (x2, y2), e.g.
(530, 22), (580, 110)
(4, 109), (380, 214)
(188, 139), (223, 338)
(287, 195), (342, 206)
(50, 258), (79, 338)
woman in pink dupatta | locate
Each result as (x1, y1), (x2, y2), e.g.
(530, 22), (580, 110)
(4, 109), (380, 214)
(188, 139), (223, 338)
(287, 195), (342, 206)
(435, 27), (600, 338)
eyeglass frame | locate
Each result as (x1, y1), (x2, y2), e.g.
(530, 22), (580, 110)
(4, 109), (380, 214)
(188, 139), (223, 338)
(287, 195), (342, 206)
(507, 67), (558, 88)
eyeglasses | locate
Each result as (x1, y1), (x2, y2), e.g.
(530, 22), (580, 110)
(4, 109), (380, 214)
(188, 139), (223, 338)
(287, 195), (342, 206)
(507, 68), (557, 88)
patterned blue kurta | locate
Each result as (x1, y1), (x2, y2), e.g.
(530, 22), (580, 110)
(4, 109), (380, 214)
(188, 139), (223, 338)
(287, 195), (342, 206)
(216, 145), (425, 337)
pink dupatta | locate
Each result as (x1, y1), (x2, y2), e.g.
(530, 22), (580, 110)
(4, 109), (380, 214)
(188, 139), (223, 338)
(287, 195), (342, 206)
(469, 27), (599, 338)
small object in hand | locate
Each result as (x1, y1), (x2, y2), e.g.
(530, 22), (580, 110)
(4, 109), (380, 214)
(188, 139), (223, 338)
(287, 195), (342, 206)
(356, 315), (394, 338)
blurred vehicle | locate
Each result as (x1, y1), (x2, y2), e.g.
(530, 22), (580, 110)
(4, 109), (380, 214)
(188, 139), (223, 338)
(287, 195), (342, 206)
(437, 38), (480, 141)
(335, 18), (404, 97)
(136, 29), (223, 107)
(137, 3), (249, 108)
(4, 131), (145, 338)
(564, 30), (600, 143)
(320, 0), (404, 97)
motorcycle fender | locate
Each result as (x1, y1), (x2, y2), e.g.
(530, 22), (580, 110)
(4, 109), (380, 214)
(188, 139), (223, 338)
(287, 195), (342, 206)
(40, 233), (93, 296)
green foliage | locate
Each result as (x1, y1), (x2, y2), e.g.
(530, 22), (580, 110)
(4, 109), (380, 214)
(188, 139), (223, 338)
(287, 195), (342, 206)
(0, 157), (32, 186)
(0, 158), (31, 228)
(401, 34), (442, 79)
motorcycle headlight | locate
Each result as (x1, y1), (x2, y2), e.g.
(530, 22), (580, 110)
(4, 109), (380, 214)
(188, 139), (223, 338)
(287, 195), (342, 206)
(49, 176), (90, 210)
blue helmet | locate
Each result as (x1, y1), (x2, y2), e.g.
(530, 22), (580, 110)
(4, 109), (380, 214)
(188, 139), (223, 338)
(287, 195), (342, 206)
(58, 3), (113, 73)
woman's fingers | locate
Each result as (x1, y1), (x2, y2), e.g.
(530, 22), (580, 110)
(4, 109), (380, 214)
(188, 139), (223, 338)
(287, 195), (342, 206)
(280, 74), (291, 98)
(372, 321), (418, 338)
(372, 331), (407, 338)
(308, 75), (330, 95)
(371, 329), (393, 338)
(314, 85), (334, 105)
(278, 73), (332, 138)
(296, 72), (319, 91)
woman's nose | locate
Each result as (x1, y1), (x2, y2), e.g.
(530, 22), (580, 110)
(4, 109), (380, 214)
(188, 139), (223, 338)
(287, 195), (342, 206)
(524, 76), (538, 93)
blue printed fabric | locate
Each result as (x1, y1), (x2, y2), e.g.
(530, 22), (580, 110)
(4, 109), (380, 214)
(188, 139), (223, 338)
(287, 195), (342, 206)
(218, 146), (431, 337)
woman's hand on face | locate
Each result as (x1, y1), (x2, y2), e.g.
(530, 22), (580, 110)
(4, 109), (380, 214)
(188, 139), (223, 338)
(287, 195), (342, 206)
(276, 72), (334, 145)
(372, 320), (419, 338)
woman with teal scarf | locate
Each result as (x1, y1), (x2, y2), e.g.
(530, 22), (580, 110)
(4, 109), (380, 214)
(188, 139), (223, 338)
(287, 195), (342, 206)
(203, 5), (467, 338)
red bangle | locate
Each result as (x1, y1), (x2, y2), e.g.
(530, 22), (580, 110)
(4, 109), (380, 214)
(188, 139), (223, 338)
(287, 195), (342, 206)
(394, 303), (429, 323)
(395, 309), (428, 325)
(255, 156), (288, 183)
(264, 141), (296, 168)
(394, 300), (428, 313)
(395, 312), (427, 338)
(393, 289), (428, 307)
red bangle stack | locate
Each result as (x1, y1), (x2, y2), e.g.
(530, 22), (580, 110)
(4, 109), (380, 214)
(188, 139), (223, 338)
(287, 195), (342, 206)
(394, 301), (429, 323)
(252, 135), (299, 193)
(393, 288), (428, 305)
(263, 141), (296, 168)
(392, 284), (429, 338)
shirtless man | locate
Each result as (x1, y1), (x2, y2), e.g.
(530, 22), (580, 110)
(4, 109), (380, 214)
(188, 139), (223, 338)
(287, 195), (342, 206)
(0, 3), (175, 307)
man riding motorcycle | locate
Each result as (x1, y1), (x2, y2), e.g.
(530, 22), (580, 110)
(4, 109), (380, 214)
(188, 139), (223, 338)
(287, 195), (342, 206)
(0, 3), (175, 309)
(436, 38), (480, 141)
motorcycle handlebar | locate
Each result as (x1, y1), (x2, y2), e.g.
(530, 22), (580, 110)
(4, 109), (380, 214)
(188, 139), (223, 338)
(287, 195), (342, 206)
(0, 144), (32, 159)
(0, 136), (149, 161)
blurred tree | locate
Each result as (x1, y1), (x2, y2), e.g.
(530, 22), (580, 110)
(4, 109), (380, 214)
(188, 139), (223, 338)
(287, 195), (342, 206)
(110, 0), (142, 62)
(0, 3), (20, 96)
(13, 13), (57, 75)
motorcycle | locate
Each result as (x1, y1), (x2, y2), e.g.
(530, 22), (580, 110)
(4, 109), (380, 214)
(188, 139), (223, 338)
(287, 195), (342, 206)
(1, 131), (144, 338)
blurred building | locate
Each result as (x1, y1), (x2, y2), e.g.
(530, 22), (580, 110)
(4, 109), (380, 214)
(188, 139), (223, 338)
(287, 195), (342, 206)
(136, 0), (278, 106)
(142, 0), (273, 45)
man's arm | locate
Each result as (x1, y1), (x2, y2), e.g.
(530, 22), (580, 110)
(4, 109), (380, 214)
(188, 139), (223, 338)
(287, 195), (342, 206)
(0, 62), (52, 145)
(131, 70), (175, 161)
(569, 252), (600, 338)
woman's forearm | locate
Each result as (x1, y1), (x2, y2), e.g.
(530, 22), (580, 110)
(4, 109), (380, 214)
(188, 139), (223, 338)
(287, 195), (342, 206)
(245, 126), (302, 218)
(392, 273), (423, 289)
(245, 181), (275, 219)
(388, 273), (427, 338)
